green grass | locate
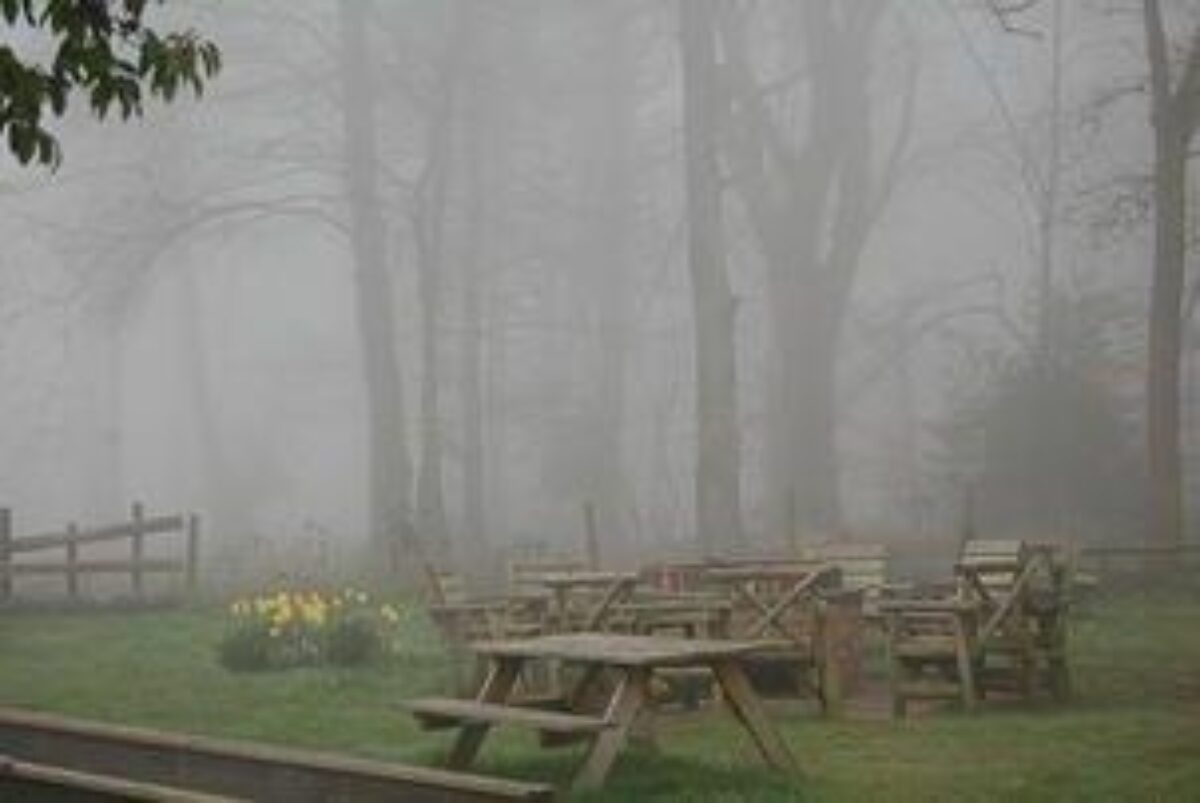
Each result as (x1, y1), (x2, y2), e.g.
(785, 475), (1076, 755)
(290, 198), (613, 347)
(1, 588), (1199, 801)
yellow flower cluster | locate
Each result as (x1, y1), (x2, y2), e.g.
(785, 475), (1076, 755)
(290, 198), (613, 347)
(228, 587), (400, 637)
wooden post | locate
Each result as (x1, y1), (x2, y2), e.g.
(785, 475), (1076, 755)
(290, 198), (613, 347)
(0, 507), (11, 602)
(65, 523), (78, 600)
(186, 513), (200, 594)
(130, 502), (145, 598)
(583, 501), (599, 570)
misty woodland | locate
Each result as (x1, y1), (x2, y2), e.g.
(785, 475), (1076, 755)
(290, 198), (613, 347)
(0, 2), (1197, 802)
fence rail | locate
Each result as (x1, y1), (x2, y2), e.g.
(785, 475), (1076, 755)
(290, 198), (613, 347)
(0, 503), (199, 604)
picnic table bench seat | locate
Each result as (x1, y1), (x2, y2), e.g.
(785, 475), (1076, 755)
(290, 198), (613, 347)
(405, 698), (611, 738)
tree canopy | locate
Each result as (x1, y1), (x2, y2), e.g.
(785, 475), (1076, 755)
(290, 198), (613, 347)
(0, 0), (219, 167)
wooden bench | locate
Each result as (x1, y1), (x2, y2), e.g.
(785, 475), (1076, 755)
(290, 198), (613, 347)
(407, 698), (611, 738)
(0, 707), (554, 803)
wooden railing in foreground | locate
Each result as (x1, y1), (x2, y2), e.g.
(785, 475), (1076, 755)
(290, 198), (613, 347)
(0, 503), (199, 603)
(0, 708), (554, 803)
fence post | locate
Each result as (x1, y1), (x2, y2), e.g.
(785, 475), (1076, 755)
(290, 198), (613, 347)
(130, 502), (145, 599)
(582, 501), (599, 570)
(0, 507), (11, 602)
(186, 513), (200, 594)
(66, 522), (79, 600)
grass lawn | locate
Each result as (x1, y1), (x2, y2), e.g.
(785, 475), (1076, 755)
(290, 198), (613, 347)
(1, 587), (1198, 801)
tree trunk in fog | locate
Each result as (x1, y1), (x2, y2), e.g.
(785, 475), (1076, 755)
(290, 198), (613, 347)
(339, 0), (416, 569)
(412, 15), (466, 554)
(457, 7), (489, 549)
(577, 2), (636, 556)
(177, 267), (252, 542)
(680, 0), (744, 553)
(68, 310), (124, 520)
(1142, 0), (1199, 548)
(719, 2), (894, 539)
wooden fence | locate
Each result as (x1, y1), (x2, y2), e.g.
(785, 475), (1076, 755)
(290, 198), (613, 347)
(0, 503), (199, 603)
(1076, 542), (1200, 578)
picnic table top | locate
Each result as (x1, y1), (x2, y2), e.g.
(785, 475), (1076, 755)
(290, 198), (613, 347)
(703, 563), (836, 582)
(469, 633), (783, 667)
(533, 571), (639, 589)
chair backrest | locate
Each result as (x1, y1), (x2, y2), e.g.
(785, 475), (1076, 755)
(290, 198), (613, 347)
(800, 542), (888, 592)
(507, 558), (587, 595)
(959, 539), (1028, 595)
(424, 565), (468, 605)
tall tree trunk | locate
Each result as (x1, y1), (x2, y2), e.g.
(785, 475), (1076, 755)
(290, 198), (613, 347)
(457, 7), (488, 550)
(1143, 0), (1198, 548)
(68, 309), (124, 520)
(412, 13), (464, 555)
(339, 0), (415, 570)
(1146, 117), (1187, 551)
(719, 1), (890, 540)
(578, 2), (635, 557)
(177, 267), (250, 542)
(680, 0), (744, 553)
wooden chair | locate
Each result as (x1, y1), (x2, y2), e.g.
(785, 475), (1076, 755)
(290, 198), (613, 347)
(884, 539), (1071, 718)
(956, 541), (1070, 701)
(800, 542), (890, 622)
(423, 566), (508, 644)
(704, 561), (855, 714)
(506, 559), (602, 633)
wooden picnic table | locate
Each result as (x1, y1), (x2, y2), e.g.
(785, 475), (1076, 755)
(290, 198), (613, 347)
(405, 633), (798, 791)
(531, 571), (639, 632)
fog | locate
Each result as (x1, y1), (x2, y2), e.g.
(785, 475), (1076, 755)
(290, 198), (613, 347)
(1, 0), (1196, 585)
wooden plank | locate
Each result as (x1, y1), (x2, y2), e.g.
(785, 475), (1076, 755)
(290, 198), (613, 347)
(572, 667), (650, 791)
(0, 508), (10, 601)
(896, 679), (963, 699)
(406, 699), (609, 734)
(11, 516), (186, 554)
(0, 756), (244, 802)
(711, 660), (799, 774)
(131, 502), (145, 597)
(447, 658), (523, 770)
(185, 515), (200, 593)
(891, 636), (959, 659)
(0, 560), (184, 576)
(471, 633), (779, 667)
(0, 708), (552, 803)
(962, 539), (1026, 558)
(804, 543), (887, 560)
(1081, 543), (1200, 557)
(65, 524), (79, 600)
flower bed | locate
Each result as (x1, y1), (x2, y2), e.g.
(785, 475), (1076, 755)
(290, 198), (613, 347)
(218, 587), (403, 671)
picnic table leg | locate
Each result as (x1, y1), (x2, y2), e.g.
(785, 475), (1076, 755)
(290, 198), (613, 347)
(446, 657), (522, 769)
(711, 659), (799, 774)
(952, 615), (976, 712)
(572, 667), (650, 792)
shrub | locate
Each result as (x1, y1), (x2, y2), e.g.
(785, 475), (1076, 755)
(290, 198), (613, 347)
(217, 587), (404, 672)
(218, 619), (274, 672)
(325, 612), (382, 667)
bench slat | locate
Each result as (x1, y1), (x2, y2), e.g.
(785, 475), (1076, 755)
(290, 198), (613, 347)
(406, 699), (611, 734)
